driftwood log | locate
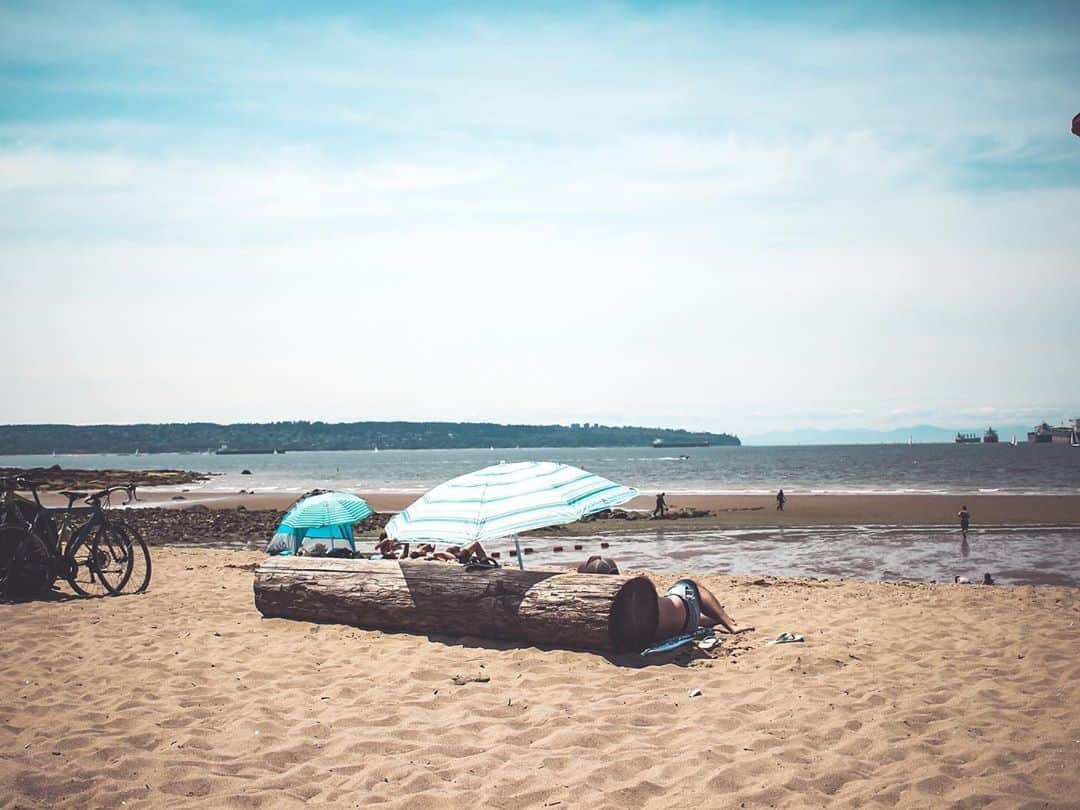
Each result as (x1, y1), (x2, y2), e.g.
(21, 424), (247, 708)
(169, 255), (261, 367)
(253, 557), (659, 653)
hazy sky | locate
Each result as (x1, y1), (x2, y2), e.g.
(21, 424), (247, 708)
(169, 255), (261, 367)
(2, 1), (1078, 436)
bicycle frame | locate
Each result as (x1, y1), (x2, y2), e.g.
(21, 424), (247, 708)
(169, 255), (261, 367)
(13, 484), (93, 559)
(2, 479), (136, 593)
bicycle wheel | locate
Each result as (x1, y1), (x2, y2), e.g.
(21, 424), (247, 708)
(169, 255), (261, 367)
(108, 520), (152, 594)
(0, 525), (16, 591)
(91, 523), (135, 594)
(0, 527), (53, 599)
(67, 526), (129, 597)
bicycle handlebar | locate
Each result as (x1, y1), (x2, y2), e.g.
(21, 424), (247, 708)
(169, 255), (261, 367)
(85, 485), (137, 506)
(0, 476), (138, 508)
(2, 476), (44, 506)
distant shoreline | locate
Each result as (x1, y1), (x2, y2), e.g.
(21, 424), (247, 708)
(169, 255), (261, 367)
(0, 420), (740, 455)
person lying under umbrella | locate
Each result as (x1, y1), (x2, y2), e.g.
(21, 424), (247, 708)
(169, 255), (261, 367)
(374, 534), (493, 565)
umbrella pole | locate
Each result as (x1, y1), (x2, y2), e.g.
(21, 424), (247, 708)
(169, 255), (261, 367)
(513, 535), (525, 570)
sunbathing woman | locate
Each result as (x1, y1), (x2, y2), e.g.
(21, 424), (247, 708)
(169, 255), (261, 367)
(659, 579), (754, 639)
(406, 540), (491, 564)
(579, 557), (753, 640)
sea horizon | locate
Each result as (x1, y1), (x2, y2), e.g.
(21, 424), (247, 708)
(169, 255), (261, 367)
(4, 443), (1078, 497)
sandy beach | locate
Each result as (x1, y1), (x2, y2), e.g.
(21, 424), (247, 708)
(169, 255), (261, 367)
(2, 546), (1078, 808)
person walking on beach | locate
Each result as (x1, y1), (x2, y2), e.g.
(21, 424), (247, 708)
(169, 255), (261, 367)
(776, 489), (786, 511)
(653, 492), (667, 518)
(958, 505), (971, 540)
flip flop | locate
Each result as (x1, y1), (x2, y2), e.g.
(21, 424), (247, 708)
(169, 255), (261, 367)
(767, 632), (804, 644)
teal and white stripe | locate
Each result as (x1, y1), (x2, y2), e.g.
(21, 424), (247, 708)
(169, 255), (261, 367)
(385, 461), (637, 543)
(279, 491), (373, 529)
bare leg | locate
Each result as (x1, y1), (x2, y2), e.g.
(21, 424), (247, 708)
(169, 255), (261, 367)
(697, 583), (754, 634)
(458, 540), (489, 561)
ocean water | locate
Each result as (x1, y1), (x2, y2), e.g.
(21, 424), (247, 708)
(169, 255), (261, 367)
(2, 443), (1078, 496)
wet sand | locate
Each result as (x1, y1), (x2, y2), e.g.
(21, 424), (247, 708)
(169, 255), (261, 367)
(89, 490), (1080, 529)
(2, 547), (1078, 808)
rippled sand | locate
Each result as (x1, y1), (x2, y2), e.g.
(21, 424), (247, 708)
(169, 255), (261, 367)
(2, 548), (1079, 807)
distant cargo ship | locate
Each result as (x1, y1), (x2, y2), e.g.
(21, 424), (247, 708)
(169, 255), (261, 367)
(1027, 423), (1053, 444)
(954, 433), (980, 444)
(983, 427), (999, 443)
(1051, 419), (1080, 446)
(652, 438), (710, 448)
(214, 444), (285, 455)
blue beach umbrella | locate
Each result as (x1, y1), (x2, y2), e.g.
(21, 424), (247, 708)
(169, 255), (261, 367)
(384, 461), (637, 544)
(280, 491), (373, 529)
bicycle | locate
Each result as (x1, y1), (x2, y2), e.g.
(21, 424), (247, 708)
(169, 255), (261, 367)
(0, 478), (152, 598)
(50, 484), (152, 597)
(58, 483), (153, 595)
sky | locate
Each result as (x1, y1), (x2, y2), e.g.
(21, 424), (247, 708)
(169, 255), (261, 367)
(1, 0), (1078, 438)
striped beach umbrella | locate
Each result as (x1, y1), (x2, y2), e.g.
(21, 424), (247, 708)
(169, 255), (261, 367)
(384, 461), (637, 543)
(279, 491), (373, 530)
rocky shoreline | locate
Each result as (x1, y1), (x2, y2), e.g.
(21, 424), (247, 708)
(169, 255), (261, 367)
(115, 503), (730, 551)
(2, 466), (212, 491)
(118, 507), (391, 551)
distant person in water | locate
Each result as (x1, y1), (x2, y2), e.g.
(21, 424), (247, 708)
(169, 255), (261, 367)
(653, 492), (667, 517)
(776, 489), (786, 511)
(580, 557), (753, 640)
(958, 505), (971, 540)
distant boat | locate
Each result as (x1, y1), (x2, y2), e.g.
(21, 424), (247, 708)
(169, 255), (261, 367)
(983, 427), (999, 443)
(1027, 422), (1053, 444)
(214, 443), (281, 455)
(907, 436), (913, 446)
(134, 448), (141, 456)
(373, 446), (379, 453)
(1010, 435), (1018, 446)
(489, 446), (495, 451)
(1027, 420), (1080, 445)
(652, 438), (710, 448)
(1050, 421), (1079, 446)
(955, 432), (980, 444)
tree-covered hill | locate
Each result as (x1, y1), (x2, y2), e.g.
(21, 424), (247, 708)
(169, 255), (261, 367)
(0, 421), (739, 454)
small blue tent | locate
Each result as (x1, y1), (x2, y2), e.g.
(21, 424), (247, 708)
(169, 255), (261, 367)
(265, 491), (370, 556)
(266, 521), (355, 556)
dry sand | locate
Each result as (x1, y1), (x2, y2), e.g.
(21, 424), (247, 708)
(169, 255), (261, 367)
(2, 547), (1079, 808)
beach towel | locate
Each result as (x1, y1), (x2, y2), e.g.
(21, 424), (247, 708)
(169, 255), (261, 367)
(641, 626), (715, 657)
